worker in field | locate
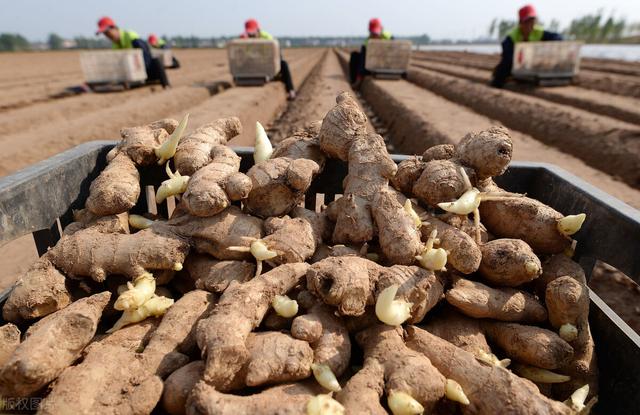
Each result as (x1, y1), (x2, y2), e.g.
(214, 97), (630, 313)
(491, 4), (562, 88)
(241, 19), (296, 100)
(349, 18), (393, 86)
(96, 17), (170, 87)
(148, 34), (181, 68)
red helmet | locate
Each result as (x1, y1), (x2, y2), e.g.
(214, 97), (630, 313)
(369, 18), (382, 35)
(518, 4), (537, 22)
(148, 34), (158, 46)
(245, 18), (260, 34)
(96, 16), (116, 35)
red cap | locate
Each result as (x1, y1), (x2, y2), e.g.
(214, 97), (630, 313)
(96, 16), (116, 34)
(148, 34), (158, 46)
(518, 5), (537, 22)
(245, 18), (260, 34)
(369, 18), (382, 35)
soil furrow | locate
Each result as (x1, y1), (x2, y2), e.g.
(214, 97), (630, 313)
(269, 49), (372, 142)
(168, 49), (326, 146)
(411, 60), (640, 125)
(407, 66), (640, 188)
(413, 51), (640, 98)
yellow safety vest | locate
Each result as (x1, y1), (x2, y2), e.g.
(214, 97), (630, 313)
(112, 29), (140, 49)
(508, 25), (544, 43)
(258, 30), (273, 40)
(365, 30), (392, 45)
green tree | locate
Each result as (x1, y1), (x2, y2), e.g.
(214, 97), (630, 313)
(73, 36), (109, 49)
(488, 19), (517, 40)
(564, 10), (628, 43)
(48, 33), (64, 50)
(0, 33), (30, 51)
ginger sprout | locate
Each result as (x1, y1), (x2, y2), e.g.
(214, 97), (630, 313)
(128, 214), (155, 230)
(445, 379), (470, 405)
(438, 167), (523, 244)
(312, 363), (341, 392)
(559, 323), (579, 342)
(513, 363), (570, 383)
(557, 214), (586, 237)
(156, 161), (189, 203)
(272, 295), (299, 318)
(387, 391), (424, 415)
(114, 273), (156, 311)
(476, 349), (511, 368)
(375, 284), (412, 326)
(228, 238), (277, 277)
(254, 121), (273, 163)
(404, 199), (422, 229)
(564, 385), (597, 414)
(415, 229), (448, 271)
(155, 113), (189, 165)
(306, 394), (345, 415)
(108, 295), (173, 333)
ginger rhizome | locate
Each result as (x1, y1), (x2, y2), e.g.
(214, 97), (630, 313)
(179, 118), (251, 217)
(196, 263), (309, 391)
(86, 118), (181, 216)
(0, 292), (110, 397)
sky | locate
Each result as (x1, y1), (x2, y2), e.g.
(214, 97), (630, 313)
(2, 0), (640, 41)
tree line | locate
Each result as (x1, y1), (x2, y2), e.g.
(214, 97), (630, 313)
(1, 10), (637, 51)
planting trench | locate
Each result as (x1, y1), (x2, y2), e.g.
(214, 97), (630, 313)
(413, 50), (640, 99)
(269, 49), (375, 142)
(406, 66), (640, 189)
(0, 49), (320, 177)
(168, 49), (326, 145)
(410, 59), (640, 126)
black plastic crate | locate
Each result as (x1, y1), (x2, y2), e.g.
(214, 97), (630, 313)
(1, 141), (639, 413)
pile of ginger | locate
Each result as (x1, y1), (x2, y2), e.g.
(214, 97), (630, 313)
(0, 92), (597, 415)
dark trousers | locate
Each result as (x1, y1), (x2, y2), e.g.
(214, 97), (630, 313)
(491, 60), (511, 88)
(278, 59), (294, 92)
(147, 57), (170, 88)
(349, 46), (368, 83)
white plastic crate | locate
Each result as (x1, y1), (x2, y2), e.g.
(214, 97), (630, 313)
(80, 50), (147, 84)
(365, 39), (412, 75)
(151, 49), (174, 67)
(227, 39), (281, 81)
(513, 41), (582, 79)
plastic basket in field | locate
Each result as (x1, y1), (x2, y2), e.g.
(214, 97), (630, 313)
(513, 41), (582, 79)
(365, 39), (412, 78)
(80, 50), (148, 85)
(151, 49), (174, 68)
(227, 39), (281, 85)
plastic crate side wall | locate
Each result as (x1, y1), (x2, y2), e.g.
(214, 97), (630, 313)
(227, 39), (281, 79)
(0, 141), (114, 247)
(512, 41), (582, 77)
(80, 50), (147, 84)
(365, 39), (412, 72)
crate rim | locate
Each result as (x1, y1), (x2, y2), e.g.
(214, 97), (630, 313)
(2, 140), (638, 222)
